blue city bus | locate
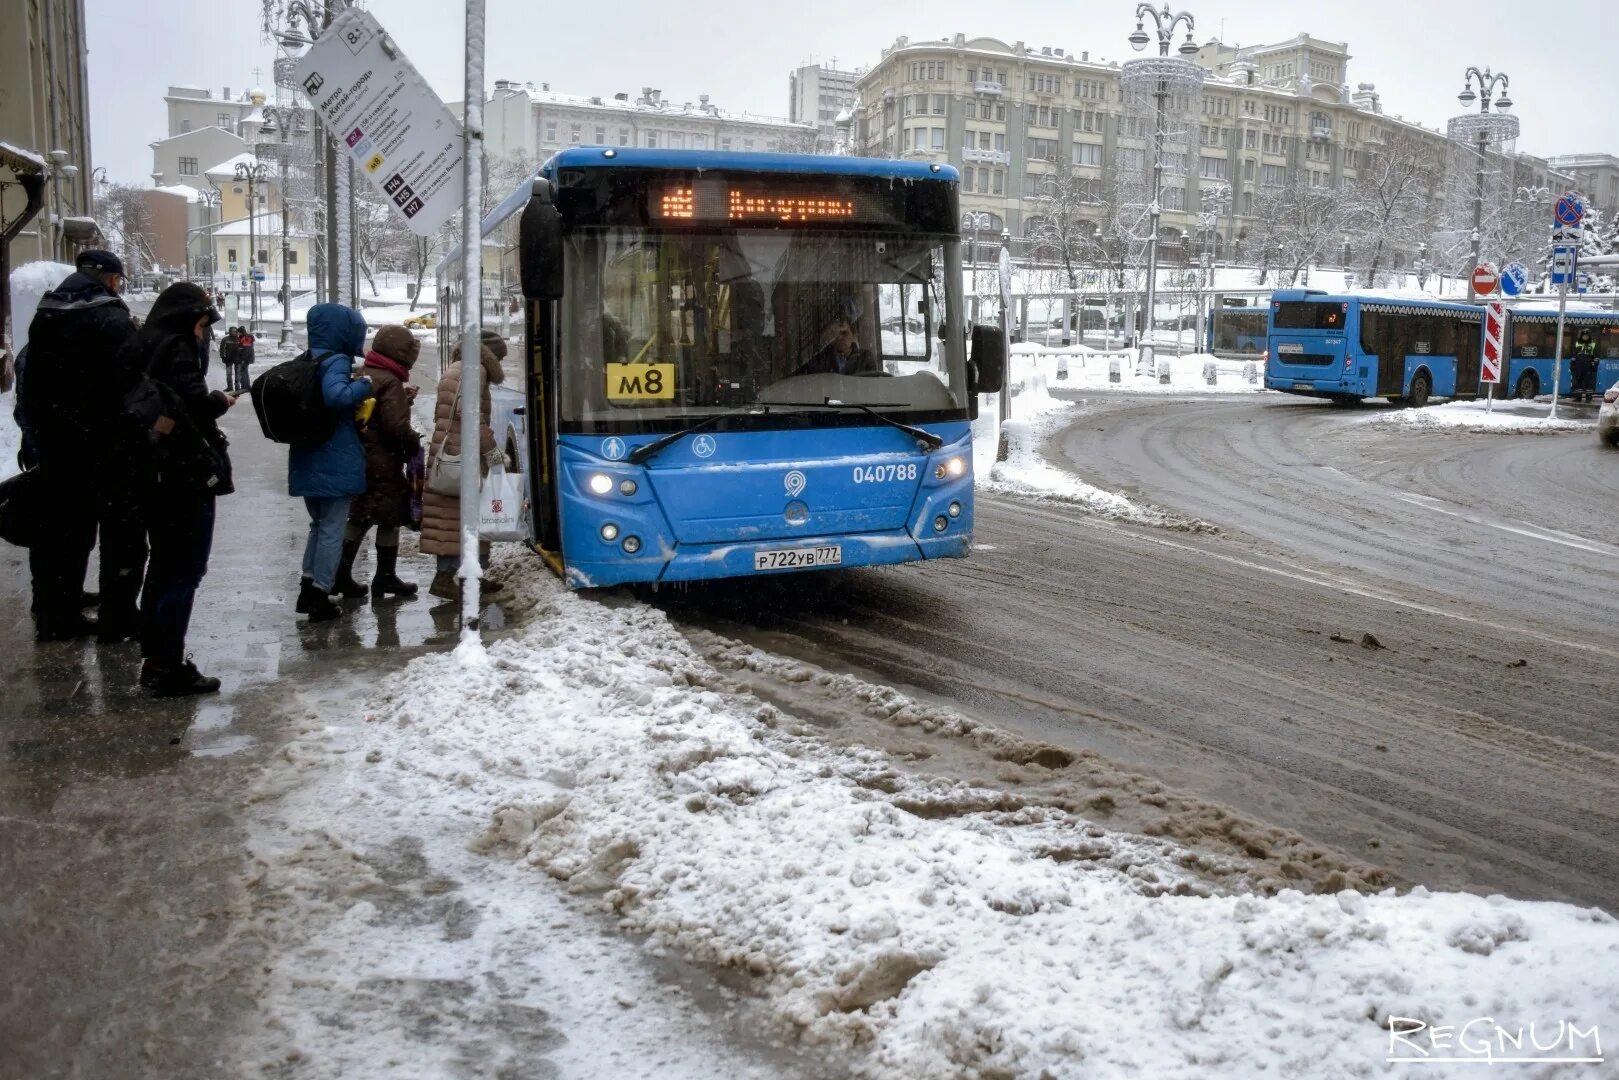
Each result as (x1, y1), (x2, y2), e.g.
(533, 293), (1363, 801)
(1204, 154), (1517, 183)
(1205, 300), (1267, 356)
(511, 148), (1004, 588)
(1499, 305), (1619, 400)
(1264, 290), (1485, 406)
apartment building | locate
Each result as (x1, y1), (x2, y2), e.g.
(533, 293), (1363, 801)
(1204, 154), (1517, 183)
(854, 32), (1577, 269)
(1548, 153), (1619, 215)
(789, 64), (862, 152)
(483, 81), (817, 167)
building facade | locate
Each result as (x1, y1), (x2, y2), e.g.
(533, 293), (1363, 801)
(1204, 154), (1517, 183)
(1, 0), (97, 268)
(483, 81), (818, 169)
(1548, 154), (1619, 218)
(788, 64), (861, 152)
(854, 32), (1579, 273)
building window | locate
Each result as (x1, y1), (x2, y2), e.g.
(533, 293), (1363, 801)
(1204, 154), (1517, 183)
(179, 157), (199, 175)
(693, 134), (707, 149)
(595, 126), (606, 144)
(217, 112), (232, 128)
(967, 67), (977, 83)
(181, 119), (191, 132)
(288, 251), (298, 265)
(964, 102), (976, 120)
(645, 131), (658, 148)
(227, 247), (237, 263)
(257, 249), (268, 265)
(1072, 142), (1102, 167)
(931, 127), (945, 150)
(1261, 164), (1287, 186)
(619, 127), (630, 146)
(1027, 137), (1057, 162)
(719, 136), (732, 150)
(963, 166), (975, 190)
(743, 139), (754, 150)
(932, 94), (946, 115)
(545, 124), (557, 143)
(913, 128), (927, 151)
(994, 133), (1006, 152)
(995, 103), (1007, 122)
(570, 124), (581, 144)
(1244, 128), (1257, 149)
(1199, 155), (1228, 179)
(1161, 187), (1185, 211)
(991, 170), (1004, 195)
(670, 132), (686, 149)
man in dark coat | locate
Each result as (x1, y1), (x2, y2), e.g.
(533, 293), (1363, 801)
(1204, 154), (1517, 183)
(794, 316), (881, 377)
(121, 282), (235, 696)
(18, 249), (140, 641)
(1572, 328), (1599, 402)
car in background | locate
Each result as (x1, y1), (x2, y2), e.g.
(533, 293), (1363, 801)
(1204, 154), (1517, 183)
(1599, 384), (1619, 446)
(403, 312), (437, 330)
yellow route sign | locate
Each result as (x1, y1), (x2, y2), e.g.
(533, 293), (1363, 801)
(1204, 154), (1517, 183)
(606, 363), (676, 401)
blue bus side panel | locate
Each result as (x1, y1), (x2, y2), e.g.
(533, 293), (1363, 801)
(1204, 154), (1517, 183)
(556, 423), (974, 588)
(1408, 356), (1459, 398)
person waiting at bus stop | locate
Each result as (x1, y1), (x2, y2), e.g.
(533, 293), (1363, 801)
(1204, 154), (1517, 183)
(422, 331), (507, 603)
(1571, 328), (1599, 402)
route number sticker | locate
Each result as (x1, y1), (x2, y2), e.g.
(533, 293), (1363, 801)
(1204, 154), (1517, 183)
(606, 363), (676, 402)
(852, 464), (919, 483)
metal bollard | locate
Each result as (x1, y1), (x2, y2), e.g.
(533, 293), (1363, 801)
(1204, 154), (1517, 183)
(1157, 357), (1172, 385)
(1203, 360), (1217, 386)
(1108, 355), (1121, 383)
(1244, 361), (1258, 385)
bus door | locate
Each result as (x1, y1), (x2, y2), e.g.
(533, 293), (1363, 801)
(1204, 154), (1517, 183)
(1366, 309), (1413, 398)
(525, 298), (562, 559)
(1454, 314), (1483, 398)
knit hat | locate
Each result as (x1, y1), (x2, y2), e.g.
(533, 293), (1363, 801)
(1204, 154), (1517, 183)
(371, 325), (421, 368)
(76, 249), (124, 276)
(480, 329), (508, 360)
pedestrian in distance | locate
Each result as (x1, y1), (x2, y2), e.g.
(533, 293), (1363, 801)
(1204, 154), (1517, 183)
(119, 281), (236, 696)
(422, 330), (506, 603)
(337, 325), (423, 600)
(289, 303), (374, 622)
(17, 249), (141, 642)
(233, 328), (256, 396)
(219, 328), (240, 393)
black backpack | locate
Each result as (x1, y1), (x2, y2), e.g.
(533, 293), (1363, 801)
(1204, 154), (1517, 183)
(251, 350), (339, 448)
(121, 361), (231, 496)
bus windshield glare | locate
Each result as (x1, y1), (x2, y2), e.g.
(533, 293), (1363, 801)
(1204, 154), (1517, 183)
(559, 228), (967, 428)
(1272, 301), (1346, 331)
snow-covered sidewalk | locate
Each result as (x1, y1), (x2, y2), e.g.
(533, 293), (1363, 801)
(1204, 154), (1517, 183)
(1363, 397), (1595, 435)
(240, 559), (1619, 1078)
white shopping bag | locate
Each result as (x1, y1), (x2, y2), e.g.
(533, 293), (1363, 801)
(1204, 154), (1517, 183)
(478, 464), (527, 541)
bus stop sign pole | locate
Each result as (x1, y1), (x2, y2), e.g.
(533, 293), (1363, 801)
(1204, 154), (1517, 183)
(457, 0), (486, 644)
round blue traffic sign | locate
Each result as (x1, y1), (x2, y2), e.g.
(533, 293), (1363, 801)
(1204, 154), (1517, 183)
(1556, 193), (1584, 227)
(1500, 262), (1528, 297)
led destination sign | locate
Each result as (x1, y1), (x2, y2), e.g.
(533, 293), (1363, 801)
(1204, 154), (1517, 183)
(652, 183), (883, 226)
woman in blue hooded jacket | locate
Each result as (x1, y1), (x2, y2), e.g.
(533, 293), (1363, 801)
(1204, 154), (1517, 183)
(289, 303), (374, 621)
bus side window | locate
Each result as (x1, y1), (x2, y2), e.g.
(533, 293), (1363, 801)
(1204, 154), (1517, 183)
(1359, 310), (1381, 354)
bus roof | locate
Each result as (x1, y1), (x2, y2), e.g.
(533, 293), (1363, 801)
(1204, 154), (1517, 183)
(541, 146), (960, 183)
(1270, 288), (1484, 313)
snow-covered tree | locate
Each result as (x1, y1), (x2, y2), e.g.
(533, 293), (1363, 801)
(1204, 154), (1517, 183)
(1024, 165), (1104, 292)
(1343, 128), (1444, 287)
(1249, 177), (1350, 286)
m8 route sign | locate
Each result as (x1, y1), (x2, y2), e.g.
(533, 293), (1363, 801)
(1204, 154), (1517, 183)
(294, 7), (464, 236)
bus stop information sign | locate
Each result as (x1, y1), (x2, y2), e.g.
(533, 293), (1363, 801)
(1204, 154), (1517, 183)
(294, 7), (464, 236)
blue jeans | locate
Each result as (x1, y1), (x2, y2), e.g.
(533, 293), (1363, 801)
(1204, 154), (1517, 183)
(302, 496), (350, 591)
(141, 497), (216, 668)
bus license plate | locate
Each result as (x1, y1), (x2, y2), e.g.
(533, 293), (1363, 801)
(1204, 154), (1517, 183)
(1277, 343), (1304, 354)
(1292, 381), (1314, 390)
(753, 545), (842, 571)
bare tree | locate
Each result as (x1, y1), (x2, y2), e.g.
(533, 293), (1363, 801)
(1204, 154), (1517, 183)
(1249, 177), (1350, 286)
(1344, 128), (1444, 286)
(96, 184), (156, 281)
(1025, 164), (1104, 292)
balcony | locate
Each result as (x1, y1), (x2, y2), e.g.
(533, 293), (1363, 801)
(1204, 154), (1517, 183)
(1309, 122), (1331, 141)
(962, 147), (1010, 166)
(972, 80), (1004, 96)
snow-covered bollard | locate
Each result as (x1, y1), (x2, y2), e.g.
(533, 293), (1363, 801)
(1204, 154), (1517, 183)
(1108, 356), (1121, 384)
(1244, 361), (1259, 385)
(1157, 358), (1172, 385)
(1203, 360), (1218, 386)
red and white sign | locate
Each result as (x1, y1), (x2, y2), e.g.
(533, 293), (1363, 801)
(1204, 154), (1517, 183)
(1482, 301), (1505, 383)
(1471, 262), (1500, 296)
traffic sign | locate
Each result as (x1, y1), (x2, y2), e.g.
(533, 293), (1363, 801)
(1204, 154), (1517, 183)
(1551, 246), (1575, 286)
(294, 8), (464, 237)
(1500, 262), (1528, 297)
(251, 269), (266, 282)
(1556, 192), (1585, 228)
(1482, 301), (1505, 383)
(1471, 262), (1499, 296)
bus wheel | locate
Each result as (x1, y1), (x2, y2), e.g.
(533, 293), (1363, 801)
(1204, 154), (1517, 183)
(1514, 371), (1538, 400)
(1405, 372), (1431, 409)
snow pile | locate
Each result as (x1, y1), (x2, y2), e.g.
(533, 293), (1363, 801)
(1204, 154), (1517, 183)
(0, 388), (19, 480)
(311, 579), (1619, 1078)
(1367, 399), (1593, 435)
(9, 260), (75, 355)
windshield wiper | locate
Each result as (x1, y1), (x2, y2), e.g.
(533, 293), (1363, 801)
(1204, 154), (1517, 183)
(768, 400), (945, 451)
(627, 405), (770, 465)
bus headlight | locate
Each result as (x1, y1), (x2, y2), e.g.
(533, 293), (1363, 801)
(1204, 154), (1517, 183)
(619, 479), (638, 496)
(933, 515), (949, 533)
(600, 523), (620, 542)
(622, 536), (642, 554)
(588, 473), (613, 495)
(934, 456), (967, 480)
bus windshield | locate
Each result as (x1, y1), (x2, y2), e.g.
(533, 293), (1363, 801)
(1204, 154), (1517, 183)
(559, 228), (967, 428)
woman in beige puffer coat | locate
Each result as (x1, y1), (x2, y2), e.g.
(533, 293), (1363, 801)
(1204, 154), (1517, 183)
(421, 332), (506, 600)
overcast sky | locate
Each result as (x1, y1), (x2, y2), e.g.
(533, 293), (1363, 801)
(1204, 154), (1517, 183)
(87, 0), (1617, 184)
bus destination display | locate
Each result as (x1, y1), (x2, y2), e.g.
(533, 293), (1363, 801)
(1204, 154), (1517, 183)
(652, 182), (890, 226)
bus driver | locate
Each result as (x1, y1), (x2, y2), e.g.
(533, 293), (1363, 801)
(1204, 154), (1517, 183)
(795, 315), (880, 376)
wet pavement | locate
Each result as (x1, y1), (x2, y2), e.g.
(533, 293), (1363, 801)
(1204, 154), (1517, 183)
(0, 393), (463, 1078)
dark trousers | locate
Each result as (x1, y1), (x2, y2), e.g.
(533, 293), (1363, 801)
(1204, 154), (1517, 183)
(98, 485), (149, 628)
(140, 495), (215, 668)
(26, 461), (97, 628)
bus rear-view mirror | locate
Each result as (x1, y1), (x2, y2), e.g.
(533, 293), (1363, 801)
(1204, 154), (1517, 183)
(971, 324), (1005, 394)
(519, 181), (564, 300)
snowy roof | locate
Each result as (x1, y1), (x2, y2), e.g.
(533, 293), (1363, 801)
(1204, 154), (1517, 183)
(204, 152), (269, 180)
(499, 85), (810, 130)
(153, 184), (204, 203)
(209, 214), (308, 238)
(0, 141), (46, 171)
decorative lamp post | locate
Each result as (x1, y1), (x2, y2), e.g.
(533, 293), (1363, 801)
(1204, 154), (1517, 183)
(1416, 242), (1430, 290)
(1121, 2), (1204, 375)
(197, 186), (221, 282)
(963, 211), (994, 324)
(259, 105), (309, 349)
(279, 0), (355, 306)
(1449, 67), (1517, 300)
(235, 160), (270, 333)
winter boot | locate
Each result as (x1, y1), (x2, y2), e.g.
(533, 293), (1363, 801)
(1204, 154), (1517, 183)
(370, 545), (418, 599)
(145, 657), (222, 699)
(36, 613), (98, 643)
(295, 576), (315, 613)
(304, 586), (343, 623)
(428, 570), (459, 601)
(330, 540), (369, 598)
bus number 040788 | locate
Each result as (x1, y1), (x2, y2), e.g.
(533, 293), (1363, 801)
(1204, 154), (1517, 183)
(852, 464), (919, 484)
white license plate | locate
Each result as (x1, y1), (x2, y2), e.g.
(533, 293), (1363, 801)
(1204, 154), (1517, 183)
(1292, 381), (1314, 390)
(753, 545), (842, 571)
(1278, 343), (1304, 355)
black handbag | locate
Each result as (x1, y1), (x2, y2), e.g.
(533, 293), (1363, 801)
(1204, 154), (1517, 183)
(0, 467), (43, 548)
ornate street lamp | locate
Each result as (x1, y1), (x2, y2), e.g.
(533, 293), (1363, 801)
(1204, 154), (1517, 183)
(235, 160), (270, 332)
(259, 105), (310, 348)
(1121, 3), (1204, 374)
(1448, 67), (1517, 300)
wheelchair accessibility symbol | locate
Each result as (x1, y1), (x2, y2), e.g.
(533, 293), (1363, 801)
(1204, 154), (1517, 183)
(692, 434), (716, 458)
